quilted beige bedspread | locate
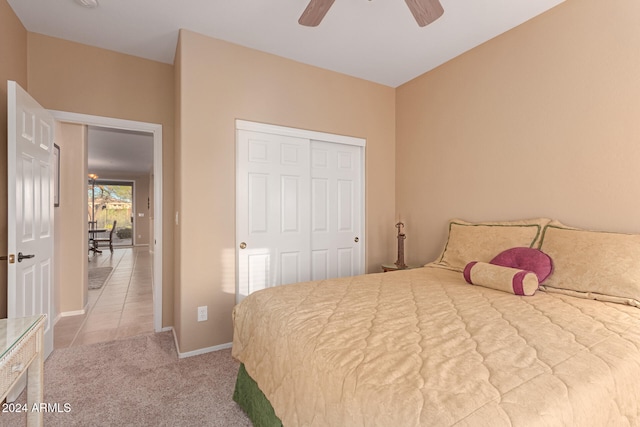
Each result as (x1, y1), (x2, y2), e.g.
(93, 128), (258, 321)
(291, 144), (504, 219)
(232, 266), (640, 426)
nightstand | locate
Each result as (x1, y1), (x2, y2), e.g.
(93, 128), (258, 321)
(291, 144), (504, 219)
(381, 264), (420, 272)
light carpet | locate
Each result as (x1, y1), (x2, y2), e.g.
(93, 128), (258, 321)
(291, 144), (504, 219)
(88, 267), (113, 290)
(3, 332), (252, 427)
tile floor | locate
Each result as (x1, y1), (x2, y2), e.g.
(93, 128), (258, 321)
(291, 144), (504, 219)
(53, 246), (154, 349)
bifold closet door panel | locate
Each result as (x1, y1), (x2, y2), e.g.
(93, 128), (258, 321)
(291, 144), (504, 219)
(236, 130), (311, 301)
(310, 141), (363, 281)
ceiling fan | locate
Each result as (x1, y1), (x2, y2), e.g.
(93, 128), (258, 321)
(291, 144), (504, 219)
(298, 0), (444, 27)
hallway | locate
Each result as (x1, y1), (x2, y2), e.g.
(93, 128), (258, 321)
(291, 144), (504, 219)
(54, 247), (154, 348)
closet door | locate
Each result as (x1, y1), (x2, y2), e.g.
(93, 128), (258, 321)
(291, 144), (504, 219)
(310, 141), (363, 280)
(236, 130), (311, 301)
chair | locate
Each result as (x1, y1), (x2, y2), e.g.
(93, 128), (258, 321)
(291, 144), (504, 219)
(93, 220), (117, 254)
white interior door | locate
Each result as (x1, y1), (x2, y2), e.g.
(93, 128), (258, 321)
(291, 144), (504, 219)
(236, 130), (311, 302)
(310, 141), (363, 280)
(7, 81), (55, 360)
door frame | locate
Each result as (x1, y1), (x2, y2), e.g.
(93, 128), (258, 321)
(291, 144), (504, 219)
(235, 119), (366, 298)
(50, 110), (163, 332)
(237, 120), (367, 149)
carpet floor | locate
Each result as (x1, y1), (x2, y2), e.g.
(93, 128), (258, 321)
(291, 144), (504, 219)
(2, 331), (252, 427)
(88, 266), (113, 290)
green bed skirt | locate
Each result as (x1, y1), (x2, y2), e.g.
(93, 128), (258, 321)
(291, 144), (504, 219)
(233, 364), (284, 427)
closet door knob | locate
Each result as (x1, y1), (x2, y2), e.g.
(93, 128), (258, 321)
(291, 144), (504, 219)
(239, 242), (247, 249)
(354, 237), (359, 243)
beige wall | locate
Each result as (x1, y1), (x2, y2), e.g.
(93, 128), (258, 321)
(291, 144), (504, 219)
(396, 0), (640, 266)
(0, 0), (28, 319)
(55, 122), (89, 314)
(175, 30), (396, 352)
(27, 33), (175, 326)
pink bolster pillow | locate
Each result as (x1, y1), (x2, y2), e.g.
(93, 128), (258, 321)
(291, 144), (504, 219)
(463, 261), (539, 296)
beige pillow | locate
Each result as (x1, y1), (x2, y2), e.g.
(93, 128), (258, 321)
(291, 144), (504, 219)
(431, 218), (551, 272)
(539, 222), (640, 306)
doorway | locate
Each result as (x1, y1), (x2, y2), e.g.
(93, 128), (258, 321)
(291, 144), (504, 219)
(51, 110), (163, 333)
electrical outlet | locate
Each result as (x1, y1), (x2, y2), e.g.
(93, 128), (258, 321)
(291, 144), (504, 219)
(197, 306), (208, 322)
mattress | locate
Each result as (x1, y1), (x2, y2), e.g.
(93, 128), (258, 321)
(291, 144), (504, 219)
(232, 265), (640, 426)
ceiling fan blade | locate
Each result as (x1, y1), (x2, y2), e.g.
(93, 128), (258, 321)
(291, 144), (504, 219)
(405, 0), (444, 27)
(299, 0), (336, 27)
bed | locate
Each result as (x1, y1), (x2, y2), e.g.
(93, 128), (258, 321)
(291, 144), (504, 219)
(232, 218), (640, 426)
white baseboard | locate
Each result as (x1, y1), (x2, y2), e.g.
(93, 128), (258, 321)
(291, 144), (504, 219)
(170, 328), (232, 358)
(59, 308), (87, 318)
(57, 301), (90, 322)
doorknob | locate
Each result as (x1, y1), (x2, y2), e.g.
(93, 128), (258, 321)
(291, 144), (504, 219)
(17, 252), (35, 262)
(354, 237), (359, 243)
(239, 242), (247, 249)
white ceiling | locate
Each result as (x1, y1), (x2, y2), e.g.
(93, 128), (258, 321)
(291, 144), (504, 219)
(8, 0), (565, 88)
(87, 126), (153, 175)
